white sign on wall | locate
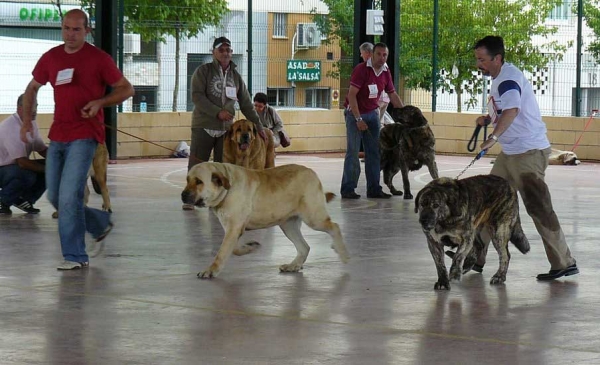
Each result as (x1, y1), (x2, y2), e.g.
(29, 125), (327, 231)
(0, 3), (82, 28)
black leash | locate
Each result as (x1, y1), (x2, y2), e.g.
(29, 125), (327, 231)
(467, 124), (488, 152)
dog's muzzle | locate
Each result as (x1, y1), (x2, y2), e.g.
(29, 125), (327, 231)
(181, 190), (195, 205)
(239, 133), (251, 151)
(419, 212), (436, 231)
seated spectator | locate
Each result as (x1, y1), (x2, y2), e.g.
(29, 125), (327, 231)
(253, 92), (291, 148)
(0, 94), (47, 214)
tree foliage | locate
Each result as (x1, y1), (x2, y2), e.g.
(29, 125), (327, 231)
(309, 0), (355, 81)
(582, 0), (600, 61)
(125, 0), (229, 111)
(124, 0), (228, 43)
(55, 0), (229, 111)
(313, 0), (572, 111)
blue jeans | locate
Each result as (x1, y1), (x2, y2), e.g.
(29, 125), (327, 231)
(341, 109), (383, 196)
(46, 139), (111, 263)
(0, 163), (46, 206)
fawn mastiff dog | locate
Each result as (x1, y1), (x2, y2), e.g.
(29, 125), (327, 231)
(548, 148), (580, 165)
(181, 162), (350, 279)
(380, 105), (439, 199)
(89, 143), (111, 212)
(224, 119), (275, 170)
(414, 175), (530, 290)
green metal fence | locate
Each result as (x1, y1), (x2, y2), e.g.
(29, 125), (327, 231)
(0, 0), (595, 117)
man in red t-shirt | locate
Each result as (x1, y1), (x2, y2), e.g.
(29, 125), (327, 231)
(341, 42), (404, 199)
(20, 9), (134, 270)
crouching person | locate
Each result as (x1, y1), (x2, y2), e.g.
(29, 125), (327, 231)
(0, 94), (47, 214)
(253, 92), (291, 148)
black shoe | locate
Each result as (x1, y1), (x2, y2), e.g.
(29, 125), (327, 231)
(0, 202), (12, 215)
(14, 200), (40, 214)
(444, 250), (484, 273)
(341, 192), (361, 199)
(367, 191), (392, 199)
(536, 264), (579, 281)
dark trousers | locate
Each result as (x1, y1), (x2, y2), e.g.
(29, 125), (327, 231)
(0, 161), (46, 206)
(188, 128), (225, 170)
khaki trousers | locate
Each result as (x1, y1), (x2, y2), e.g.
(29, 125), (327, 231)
(477, 147), (575, 270)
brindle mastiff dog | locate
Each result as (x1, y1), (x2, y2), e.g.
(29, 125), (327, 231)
(380, 105), (439, 199)
(181, 162), (350, 279)
(224, 119), (275, 170)
(414, 175), (530, 290)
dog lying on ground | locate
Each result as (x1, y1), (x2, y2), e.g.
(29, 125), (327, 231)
(52, 143), (111, 218)
(224, 119), (275, 169)
(414, 175), (530, 290)
(181, 162), (350, 278)
(549, 148), (580, 165)
(380, 105), (439, 199)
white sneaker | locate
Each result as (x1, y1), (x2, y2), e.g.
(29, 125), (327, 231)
(57, 260), (89, 270)
(88, 223), (113, 258)
(182, 203), (195, 211)
(87, 239), (105, 258)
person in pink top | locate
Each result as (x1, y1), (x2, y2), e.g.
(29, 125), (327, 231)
(20, 9), (134, 270)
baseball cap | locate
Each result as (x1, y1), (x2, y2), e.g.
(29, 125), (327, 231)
(213, 37), (231, 50)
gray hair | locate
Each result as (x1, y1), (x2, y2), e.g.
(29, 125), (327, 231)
(359, 42), (374, 53)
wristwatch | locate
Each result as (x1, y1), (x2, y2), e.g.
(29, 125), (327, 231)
(488, 134), (498, 141)
(356, 116), (363, 122)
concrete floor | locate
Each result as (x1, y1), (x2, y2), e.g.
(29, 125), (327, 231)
(1, 153), (599, 365)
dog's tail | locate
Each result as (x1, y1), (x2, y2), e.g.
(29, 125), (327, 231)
(510, 215), (530, 254)
(325, 192), (336, 203)
(91, 176), (102, 195)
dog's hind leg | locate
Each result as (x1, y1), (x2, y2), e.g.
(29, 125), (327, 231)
(279, 217), (310, 272)
(383, 164), (403, 196)
(304, 214), (350, 264)
(233, 229), (264, 256)
(399, 160), (413, 199)
(92, 145), (112, 212)
(489, 227), (512, 285)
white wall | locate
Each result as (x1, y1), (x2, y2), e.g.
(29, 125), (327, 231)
(0, 36), (60, 113)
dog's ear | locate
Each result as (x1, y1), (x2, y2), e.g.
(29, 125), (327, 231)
(415, 109), (428, 127)
(211, 172), (231, 190)
(226, 125), (237, 141)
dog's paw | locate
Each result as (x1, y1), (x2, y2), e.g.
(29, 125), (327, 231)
(197, 269), (218, 279)
(403, 192), (414, 200)
(52, 211), (59, 219)
(233, 241), (261, 256)
(490, 273), (506, 285)
(331, 244), (350, 263)
(390, 189), (404, 196)
(434, 280), (450, 290)
(279, 263), (303, 272)
(449, 267), (462, 282)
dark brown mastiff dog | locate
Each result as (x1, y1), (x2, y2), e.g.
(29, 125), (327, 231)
(380, 105), (439, 199)
(414, 175), (530, 290)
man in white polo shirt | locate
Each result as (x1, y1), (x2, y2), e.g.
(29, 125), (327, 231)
(0, 94), (47, 214)
(473, 36), (578, 281)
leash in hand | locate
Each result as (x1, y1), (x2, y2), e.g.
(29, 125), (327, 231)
(467, 118), (490, 152)
(456, 149), (487, 179)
